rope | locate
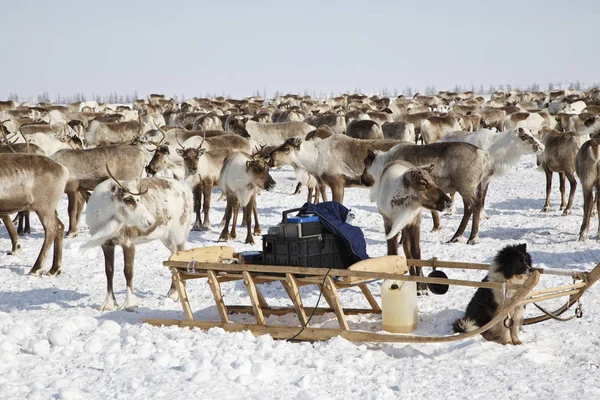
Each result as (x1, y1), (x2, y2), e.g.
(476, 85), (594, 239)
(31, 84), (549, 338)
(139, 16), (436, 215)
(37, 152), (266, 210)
(287, 267), (333, 342)
(533, 301), (583, 322)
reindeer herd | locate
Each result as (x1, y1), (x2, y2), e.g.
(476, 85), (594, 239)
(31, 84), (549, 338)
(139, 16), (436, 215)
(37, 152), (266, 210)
(1, 87), (600, 305)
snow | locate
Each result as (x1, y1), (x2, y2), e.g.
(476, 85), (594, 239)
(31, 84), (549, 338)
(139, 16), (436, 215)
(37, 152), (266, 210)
(1, 155), (600, 399)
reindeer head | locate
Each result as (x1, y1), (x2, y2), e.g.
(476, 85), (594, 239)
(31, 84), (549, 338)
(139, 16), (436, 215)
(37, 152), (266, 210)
(267, 137), (301, 168)
(246, 157), (276, 191)
(146, 145), (170, 176)
(105, 165), (154, 228)
(515, 127), (545, 154)
(398, 164), (452, 212)
(178, 147), (205, 175)
(360, 149), (379, 187)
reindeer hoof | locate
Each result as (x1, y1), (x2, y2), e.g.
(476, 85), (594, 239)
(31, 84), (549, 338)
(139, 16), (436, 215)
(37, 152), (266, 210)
(66, 231), (78, 239)
(449, 236), (466, 244)
(540, 207), (551, 213)
(467, 237), (480, 245)
(28, 268), (43, 277)
(8, 244), (21, 256)
(218, 233), (230, 242)
(562, 209), (572, 216)
(430, 226), (441, 233)
(192, 223), (203, 231)
(45, 268), (62, 276)
(166, 288), (179, 301)
(511, 339), (522, 346)
(244, 237), (255, 245)
(253, 227), (262, 236)
(579, 234), (588, 242)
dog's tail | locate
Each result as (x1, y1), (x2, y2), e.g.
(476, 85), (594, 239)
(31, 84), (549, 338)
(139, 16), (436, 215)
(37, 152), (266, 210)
(452, 318), (479, 334)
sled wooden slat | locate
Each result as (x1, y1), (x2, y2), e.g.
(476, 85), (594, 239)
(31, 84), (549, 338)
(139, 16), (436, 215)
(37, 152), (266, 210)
(225, 305), (380, 317)
(243, 271), (265, 325)
(207, 270), (229, 323)
(172, 267), (194, 321)
(143, 246), (600, 342)
(283, 273), (309, 326)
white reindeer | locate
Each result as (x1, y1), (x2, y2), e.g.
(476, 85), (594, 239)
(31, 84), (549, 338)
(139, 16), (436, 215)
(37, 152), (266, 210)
(83, 170), (193, 311)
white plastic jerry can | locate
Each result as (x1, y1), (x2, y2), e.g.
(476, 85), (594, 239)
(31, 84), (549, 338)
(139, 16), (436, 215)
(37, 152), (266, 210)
(381, 279), (418, 333)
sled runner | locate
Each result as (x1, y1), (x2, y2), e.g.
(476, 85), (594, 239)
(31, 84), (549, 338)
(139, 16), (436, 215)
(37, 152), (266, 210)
(141, 246), (600, 342)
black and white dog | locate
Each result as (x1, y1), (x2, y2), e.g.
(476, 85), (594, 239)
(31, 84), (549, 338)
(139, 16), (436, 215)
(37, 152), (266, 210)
(453, 243), (533, 345)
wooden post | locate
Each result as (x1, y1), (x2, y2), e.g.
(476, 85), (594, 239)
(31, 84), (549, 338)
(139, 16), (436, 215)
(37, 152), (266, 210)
(283, 273), (309, 326)
(243, 271), (265, 325)
(207, 270), (229, 323)
(171, 267), (194, 321)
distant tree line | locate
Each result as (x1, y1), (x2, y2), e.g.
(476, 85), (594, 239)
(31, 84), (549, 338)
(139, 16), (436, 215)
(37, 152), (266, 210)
(6, 80), (600, 104)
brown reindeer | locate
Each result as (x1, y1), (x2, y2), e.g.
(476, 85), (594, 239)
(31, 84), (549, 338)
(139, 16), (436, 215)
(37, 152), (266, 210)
(0, 154), (68, 275)
(576, 138), (600, 241)
(360, 142), (492, 244)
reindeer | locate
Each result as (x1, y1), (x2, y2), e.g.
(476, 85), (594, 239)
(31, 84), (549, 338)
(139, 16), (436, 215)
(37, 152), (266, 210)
(51, 144), (147, 237)
(420, 115), (461, 144)
(346, 120), (383, 140)
(0, 154), (68, 275)
(363, 157), (452, 294)
(304, 113), (346, 134)
(576, 138), (600, 241)
(442, 127), (545, 217)
(83, 168), (193, 310)
(267, 135), (403, 204)
(360, 142), (492, 244)
(177, 133), (232, 231)
(218, 152), (276, 244)
(382, 121), (415, 143)
(245, 120), (315, 146)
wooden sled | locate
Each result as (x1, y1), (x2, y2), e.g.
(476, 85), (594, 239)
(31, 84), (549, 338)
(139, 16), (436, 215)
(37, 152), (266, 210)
(141, 246), (600, 343)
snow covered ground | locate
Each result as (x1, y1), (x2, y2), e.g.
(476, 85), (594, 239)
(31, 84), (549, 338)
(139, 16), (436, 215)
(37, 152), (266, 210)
(1, 155), (599, 399)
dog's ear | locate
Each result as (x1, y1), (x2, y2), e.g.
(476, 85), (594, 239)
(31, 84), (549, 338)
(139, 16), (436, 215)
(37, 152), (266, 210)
(517, 243), (527, 253)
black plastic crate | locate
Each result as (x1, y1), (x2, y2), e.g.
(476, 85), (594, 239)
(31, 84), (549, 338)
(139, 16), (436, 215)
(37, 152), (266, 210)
(262, 233), (345, 269)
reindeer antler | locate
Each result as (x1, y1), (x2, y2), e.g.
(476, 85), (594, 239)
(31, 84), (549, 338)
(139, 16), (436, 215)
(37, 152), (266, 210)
(105, 163), (148, 196)
(197, 129), (206, 151)
(251, 143), (266, 158)
(0, 123), (17, 153)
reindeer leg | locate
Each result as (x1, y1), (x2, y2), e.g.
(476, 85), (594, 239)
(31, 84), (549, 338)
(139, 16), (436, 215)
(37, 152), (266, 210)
(16, 211), (25, 235)
(558, 172), (567, 211)
(230, 199), (239, 240)
(24, 211), (31, 234)
(293, 182), (303, 195)
(596, 184), (600, 239)
(244, 196), (255, 245)
(252, 194), (262, 236)
(65, 189), (79, 238)
(120, 244), (137, 311)
(319, 181), (328, 202)
(306, 186), (313, 204)
(201, 183), (212, 231)
(2, 215), (21, 255)
(541, 166), (553, 212)
(431, 210), (441, 232)
(28, 210), (56, 276)
(192, 184), (203, 231)
(449, 197), (472, 243)
(467, 182), (488, 245)
(47, 212), (64, 276)
(562, 172), (577, 216)
(446, 193), (456, 216)
(218, 196), (233, 242)
(100, 245), (118, 311)
(406, 216), (428, 295)
(384, 218), (399, 256)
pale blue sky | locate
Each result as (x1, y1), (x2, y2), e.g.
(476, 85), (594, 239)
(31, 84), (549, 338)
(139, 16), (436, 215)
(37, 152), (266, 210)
(3, 0), (599, 100)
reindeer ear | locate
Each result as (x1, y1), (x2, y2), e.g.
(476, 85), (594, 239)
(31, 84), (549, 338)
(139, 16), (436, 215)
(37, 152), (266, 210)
(160, 146), (169, 154)
(424, 164), (435, 174)
(246, 160), (252, 170)
(176, 148), (184, 156)
(292, 138), (302, 148)
(108, 182), (122, 197)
